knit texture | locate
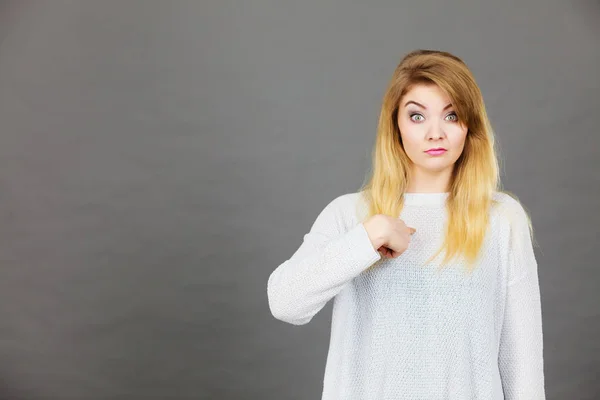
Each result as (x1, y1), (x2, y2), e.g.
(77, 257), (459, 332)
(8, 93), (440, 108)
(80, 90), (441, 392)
(267, 191), (545, 399)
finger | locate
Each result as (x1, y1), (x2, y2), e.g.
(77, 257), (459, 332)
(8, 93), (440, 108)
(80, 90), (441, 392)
(409, 227), (416, 235)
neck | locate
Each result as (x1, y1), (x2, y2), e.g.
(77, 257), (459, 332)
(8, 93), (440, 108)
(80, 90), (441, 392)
(406, 165), (453, 193)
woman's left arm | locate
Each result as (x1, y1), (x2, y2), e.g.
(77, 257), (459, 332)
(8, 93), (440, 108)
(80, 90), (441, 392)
(498, 200), (546, 400)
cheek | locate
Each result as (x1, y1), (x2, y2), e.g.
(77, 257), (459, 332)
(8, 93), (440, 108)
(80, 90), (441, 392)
(399, 131), (421, 155)
(448, 126), (468, 148)
(398, 122), (421, 147)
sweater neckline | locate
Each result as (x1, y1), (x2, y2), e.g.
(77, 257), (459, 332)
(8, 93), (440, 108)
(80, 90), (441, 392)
(403, 192), (449, 206)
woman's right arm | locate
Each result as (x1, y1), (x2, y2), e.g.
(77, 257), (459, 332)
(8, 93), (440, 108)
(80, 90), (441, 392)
(267, 195), (382, 325)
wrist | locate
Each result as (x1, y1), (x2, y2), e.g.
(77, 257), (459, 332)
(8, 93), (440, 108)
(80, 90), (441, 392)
(363, 215), (386, 250)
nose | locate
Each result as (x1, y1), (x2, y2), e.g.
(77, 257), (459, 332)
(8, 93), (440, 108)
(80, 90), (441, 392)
(426, 120), (446, 140)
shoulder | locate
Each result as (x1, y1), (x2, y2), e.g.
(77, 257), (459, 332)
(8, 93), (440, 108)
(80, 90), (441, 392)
(322, 191), (365, 212)
(318, 192), (356, 212)
(490, 191), (534, 245)
(314, 191), (366, 232)
(491, 191), (531, 224)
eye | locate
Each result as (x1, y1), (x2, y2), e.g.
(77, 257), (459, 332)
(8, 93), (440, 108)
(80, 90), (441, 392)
(446, 112), (458, 122)
(409, 113), (424, 122)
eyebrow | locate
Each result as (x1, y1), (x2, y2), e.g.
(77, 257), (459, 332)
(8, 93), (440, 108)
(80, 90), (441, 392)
(404, 100), (453, 110)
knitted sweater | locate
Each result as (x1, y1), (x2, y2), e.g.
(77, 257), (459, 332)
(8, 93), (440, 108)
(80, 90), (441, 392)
(267, 191), (545, 399)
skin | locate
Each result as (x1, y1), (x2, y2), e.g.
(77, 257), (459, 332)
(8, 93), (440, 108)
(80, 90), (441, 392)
(397, 83), (469, 193)
(364, 83), (469, 258)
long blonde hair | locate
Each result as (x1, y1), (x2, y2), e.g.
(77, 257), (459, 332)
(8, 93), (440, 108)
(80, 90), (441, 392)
(357, 49), (533, 274)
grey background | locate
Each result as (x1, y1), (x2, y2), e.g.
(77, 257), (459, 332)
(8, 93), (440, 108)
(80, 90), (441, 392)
(0, 0), (598, 399)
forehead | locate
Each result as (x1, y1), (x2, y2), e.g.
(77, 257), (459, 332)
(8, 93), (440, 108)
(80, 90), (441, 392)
(401, 84), (452, 107)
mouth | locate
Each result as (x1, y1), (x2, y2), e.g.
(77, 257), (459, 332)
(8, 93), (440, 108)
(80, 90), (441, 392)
(425, 148), (447, 155)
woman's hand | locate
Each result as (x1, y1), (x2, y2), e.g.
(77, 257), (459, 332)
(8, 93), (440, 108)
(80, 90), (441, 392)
(363, 214), (416, 259)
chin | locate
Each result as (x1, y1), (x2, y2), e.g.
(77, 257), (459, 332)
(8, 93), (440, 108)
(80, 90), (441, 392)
(417, 162), (454, 173)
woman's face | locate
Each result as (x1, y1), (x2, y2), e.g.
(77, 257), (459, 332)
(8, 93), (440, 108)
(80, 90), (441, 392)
(397, 83), (468, 176)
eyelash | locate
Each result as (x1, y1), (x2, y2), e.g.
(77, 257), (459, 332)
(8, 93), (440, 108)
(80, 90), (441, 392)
(409, 112), (458, 123)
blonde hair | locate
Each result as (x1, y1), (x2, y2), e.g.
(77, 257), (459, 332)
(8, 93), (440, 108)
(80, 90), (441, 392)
(357, 49), (534, 274)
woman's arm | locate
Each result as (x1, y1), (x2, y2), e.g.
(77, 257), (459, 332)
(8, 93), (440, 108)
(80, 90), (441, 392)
(267, 195), (381, 325)
(498, 200), (546, 399)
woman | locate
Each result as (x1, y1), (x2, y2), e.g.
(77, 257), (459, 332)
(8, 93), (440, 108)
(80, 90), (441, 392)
(267, 49), (545, 399)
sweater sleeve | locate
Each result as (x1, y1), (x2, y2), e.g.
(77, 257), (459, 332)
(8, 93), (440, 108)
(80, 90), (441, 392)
(498, 201), (546, 399)
(267, 195), (382, 325)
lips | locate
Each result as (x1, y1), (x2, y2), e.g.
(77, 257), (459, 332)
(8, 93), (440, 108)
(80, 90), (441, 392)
(425, 148), (447, 155)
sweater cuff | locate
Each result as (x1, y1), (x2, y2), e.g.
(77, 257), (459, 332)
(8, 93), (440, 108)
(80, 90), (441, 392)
(344, 222), (382, 270)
